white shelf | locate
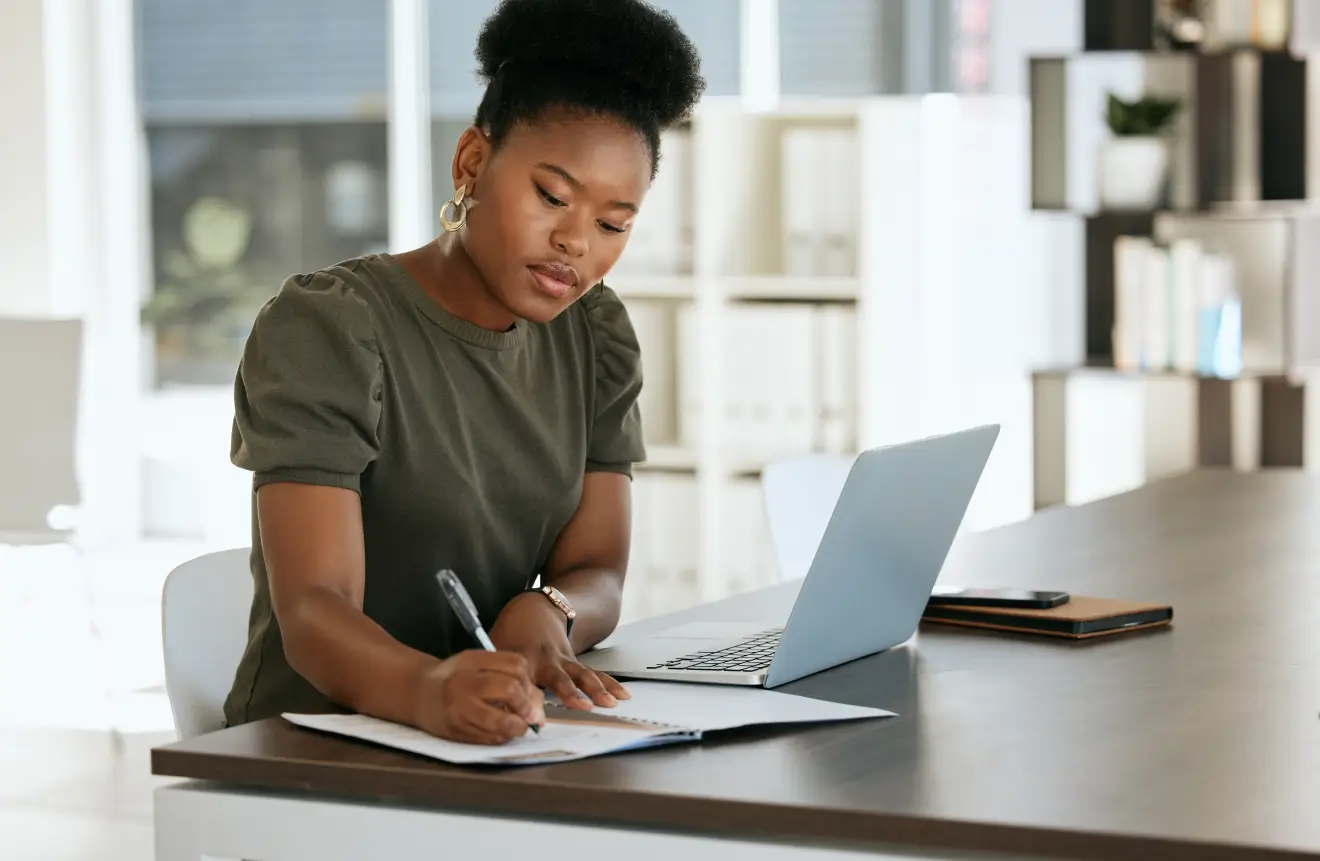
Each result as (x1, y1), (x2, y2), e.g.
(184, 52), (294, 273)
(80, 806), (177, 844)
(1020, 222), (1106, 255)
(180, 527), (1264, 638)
(608, 276), (697, 300)
(636, 445), (698, 472)
(609, 275), (858, 303)
(634, 445), (805, 478)
(725, 276), (857, 302)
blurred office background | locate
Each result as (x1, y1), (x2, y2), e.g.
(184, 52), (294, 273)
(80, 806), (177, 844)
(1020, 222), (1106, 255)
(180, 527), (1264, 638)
(3, 0), (1318, 856)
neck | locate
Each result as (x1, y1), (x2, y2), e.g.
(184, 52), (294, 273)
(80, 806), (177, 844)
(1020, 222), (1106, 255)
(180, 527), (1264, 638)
(418, 233), (518, 332)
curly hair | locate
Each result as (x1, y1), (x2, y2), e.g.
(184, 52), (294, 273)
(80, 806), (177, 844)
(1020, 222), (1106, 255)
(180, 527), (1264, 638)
(473, 0), (706, 178)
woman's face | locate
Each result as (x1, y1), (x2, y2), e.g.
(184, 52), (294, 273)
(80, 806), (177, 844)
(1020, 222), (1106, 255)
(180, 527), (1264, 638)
(453, 113), (652, 324)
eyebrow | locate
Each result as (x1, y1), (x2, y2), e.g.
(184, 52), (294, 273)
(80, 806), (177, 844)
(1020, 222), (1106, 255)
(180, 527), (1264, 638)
(535, 162), (638, 213)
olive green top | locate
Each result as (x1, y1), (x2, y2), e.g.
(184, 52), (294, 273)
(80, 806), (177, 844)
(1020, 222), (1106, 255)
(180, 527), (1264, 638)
(222, 253), (645, 726)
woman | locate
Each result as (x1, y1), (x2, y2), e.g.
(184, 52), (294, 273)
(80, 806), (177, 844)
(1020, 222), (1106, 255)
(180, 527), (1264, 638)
(222, 0), (705, 745)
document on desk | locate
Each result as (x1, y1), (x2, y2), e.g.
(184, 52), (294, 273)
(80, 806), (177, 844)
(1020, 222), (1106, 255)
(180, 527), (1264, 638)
(283, 681), (893, 766)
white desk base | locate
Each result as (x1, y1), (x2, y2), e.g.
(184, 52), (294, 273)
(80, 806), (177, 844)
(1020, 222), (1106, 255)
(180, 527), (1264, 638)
(155, 781), (1055, 861)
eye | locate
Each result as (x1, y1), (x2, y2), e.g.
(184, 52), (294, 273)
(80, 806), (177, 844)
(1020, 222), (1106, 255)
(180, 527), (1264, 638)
(535, 184), (566, 207)
(598, 221), (626, 235)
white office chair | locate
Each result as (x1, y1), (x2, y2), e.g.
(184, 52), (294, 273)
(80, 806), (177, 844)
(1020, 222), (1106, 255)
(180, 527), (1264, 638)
(161, 547), (253, 739)
(0, 318), (82, 542)
(759, 452), (855, 582)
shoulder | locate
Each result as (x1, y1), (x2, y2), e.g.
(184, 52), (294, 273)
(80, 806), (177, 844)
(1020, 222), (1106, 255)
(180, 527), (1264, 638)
(566, 283), (643, 427)
(251, 256), (394, 350)
(570, 284), (646, 468)
(573, 282), (641, 381)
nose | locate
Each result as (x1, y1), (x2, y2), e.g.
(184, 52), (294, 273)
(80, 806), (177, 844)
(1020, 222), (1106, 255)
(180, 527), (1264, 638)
(549, 211), (589, 258)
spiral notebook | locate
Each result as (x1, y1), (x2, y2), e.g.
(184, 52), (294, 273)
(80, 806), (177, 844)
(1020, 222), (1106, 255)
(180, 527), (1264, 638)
(283, 681), (892, 766)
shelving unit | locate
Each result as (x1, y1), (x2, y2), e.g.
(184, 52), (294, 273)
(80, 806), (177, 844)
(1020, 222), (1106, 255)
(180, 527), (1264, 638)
(613, 94), (1060, 621)
(1032, 365), (1320, 508)
(1027, 0), (1320, 510)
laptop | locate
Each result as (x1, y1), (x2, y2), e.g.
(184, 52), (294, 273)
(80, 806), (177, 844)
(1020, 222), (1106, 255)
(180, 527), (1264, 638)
(582, 424), (999, 688)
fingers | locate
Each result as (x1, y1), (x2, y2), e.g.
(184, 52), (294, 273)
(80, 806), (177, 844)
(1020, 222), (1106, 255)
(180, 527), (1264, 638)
(542, 663), (593, 710)
(565, 662), (618, 708)
(476, 672), (546, 728)
(457, 701), (534, 745)
(596, 669), (631, 701)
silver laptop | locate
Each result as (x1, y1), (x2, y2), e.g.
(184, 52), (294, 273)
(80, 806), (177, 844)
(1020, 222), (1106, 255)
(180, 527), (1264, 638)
(582, 424), (999, 688)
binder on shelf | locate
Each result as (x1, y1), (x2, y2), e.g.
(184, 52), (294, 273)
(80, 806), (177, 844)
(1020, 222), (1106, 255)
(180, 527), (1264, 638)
(1111, 234), (1243, 377)
(676, 304), (856, 463)
(779, 126), (859, 279)
(612, 129), (692, 276)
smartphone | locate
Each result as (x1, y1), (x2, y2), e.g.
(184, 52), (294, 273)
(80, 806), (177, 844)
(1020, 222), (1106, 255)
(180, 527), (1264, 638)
(927, 587), (1070, 610)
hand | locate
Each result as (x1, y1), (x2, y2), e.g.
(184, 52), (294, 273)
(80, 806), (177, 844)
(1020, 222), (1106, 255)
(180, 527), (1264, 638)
(490, 592), (630, 711)
(412, 650), (545, 744)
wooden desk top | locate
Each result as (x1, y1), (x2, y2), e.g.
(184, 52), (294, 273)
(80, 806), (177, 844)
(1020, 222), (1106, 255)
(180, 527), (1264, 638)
(153, 471), (1320, 860)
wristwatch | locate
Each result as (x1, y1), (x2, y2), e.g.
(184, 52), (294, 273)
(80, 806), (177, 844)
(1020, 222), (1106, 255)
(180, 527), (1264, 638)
(529, 585), (577, 636)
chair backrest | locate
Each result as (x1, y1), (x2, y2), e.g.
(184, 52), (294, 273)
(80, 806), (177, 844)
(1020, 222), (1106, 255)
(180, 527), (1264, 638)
(760, 452), (856, 582)
(0, 318), (81, 538)
(161, 547), (253, 739)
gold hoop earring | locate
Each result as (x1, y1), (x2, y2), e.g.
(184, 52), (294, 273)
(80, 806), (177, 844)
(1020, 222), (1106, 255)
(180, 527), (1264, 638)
(440, 184), (471, 232)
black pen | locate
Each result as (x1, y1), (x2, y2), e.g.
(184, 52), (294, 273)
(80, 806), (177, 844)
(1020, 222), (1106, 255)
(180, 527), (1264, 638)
(436, 569), (540, 734)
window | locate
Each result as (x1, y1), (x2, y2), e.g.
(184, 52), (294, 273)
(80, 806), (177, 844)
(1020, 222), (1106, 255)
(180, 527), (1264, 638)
(136, 0), (389, 387)
(780, 0), (891, 95)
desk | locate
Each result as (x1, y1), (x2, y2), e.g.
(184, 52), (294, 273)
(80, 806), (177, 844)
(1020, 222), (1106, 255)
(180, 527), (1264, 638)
(151, 471), (1320, 860)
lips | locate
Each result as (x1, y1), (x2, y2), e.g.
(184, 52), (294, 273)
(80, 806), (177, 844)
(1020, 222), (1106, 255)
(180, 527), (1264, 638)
(528, 263), (579, 299)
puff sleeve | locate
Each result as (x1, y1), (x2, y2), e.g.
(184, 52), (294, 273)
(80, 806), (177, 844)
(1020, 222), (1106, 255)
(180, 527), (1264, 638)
(582, 283), (646, 476)
(230, 271), (384, 493)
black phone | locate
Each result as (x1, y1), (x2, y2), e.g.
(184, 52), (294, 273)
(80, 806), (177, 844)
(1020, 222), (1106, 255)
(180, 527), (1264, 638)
(927, 587), (1070, 610)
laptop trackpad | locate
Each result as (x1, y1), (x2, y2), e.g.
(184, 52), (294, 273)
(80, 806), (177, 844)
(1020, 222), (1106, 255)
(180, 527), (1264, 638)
(649, 621), (768, 641)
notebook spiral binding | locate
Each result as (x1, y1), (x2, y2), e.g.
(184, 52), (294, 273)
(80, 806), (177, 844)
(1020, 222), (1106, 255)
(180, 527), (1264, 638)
(543, 702), (690, 733)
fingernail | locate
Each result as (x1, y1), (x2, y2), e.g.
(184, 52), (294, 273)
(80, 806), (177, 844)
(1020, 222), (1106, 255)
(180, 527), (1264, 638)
(602, 694), (618, 706)
(616, 690), (631, 700)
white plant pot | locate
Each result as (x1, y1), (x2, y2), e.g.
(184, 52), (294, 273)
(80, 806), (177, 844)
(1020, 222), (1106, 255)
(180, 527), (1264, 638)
(1097, 136), (1170, 211)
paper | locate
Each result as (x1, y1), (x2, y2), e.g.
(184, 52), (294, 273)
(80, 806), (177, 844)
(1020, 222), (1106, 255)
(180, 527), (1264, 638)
(284, 711), (681, 766)
(601, 681), (890, 733)
(284, 681), (893, 766)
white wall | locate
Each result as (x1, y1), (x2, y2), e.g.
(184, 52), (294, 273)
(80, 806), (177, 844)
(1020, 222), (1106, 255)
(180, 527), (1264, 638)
(0, 0), (146, 547)
(987, 0), (1086, 369)
(988, 0), (1082, 96)
(0, 0), (51, 316)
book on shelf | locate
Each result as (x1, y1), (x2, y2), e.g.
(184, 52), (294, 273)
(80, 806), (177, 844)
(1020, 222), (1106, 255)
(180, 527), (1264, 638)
(780, 125), (859, 278)
(610, 129), (692, 276)
(624, 473), (699, 621)
(676, 304), (857, 463)
(1199, 0), (1290, 50)
(1112, 234), (1242, 377)
(627, 299), (680, 446)
(722, 476), (781, 595)
(624, 472), (780, 622)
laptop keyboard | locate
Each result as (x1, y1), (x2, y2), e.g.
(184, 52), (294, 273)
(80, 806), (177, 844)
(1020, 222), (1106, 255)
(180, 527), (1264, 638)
(646, 628), (783, 673)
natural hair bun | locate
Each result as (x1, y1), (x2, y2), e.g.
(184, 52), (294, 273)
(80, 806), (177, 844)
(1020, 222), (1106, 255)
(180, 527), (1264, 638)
(475, 0), (705, 128)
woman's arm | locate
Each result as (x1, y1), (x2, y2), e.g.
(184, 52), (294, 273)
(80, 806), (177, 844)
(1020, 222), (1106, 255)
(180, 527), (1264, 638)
(259, 482), (543, 742)
(490, 471), (633, 707)
(540, 470), (631, 651)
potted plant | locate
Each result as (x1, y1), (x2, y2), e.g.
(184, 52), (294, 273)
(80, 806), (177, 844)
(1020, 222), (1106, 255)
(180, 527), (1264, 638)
(1098, 93), (1181, 211)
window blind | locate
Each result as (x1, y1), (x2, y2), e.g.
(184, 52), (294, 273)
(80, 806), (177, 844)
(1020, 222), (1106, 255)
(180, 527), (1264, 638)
(137, 0), (389, 123)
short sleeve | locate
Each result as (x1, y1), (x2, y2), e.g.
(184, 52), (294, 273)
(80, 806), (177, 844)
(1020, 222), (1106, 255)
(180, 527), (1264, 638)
(582, 283), (646, 476)
(231, 271), (384, 493)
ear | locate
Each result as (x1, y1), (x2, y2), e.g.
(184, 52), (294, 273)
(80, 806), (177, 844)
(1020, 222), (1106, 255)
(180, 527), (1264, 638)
(451, 126), (492, 195)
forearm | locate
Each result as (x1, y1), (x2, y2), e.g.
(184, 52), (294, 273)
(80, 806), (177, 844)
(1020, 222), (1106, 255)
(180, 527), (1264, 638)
(542, 567), (625, 653)
(280, 587), (440, 726)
